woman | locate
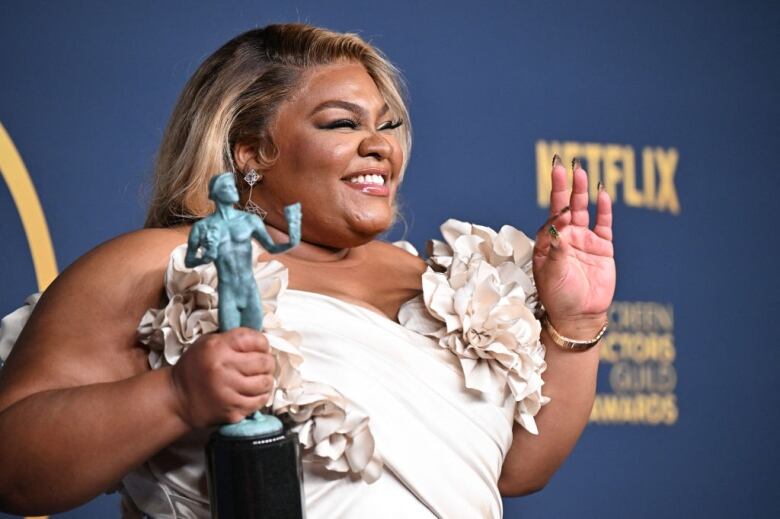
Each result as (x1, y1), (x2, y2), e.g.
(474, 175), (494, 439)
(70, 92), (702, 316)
(0, 24), (615, 517)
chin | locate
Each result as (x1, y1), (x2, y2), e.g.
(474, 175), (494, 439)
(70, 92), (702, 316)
(317, 213), (393, 248)
(350, 209), (393, 237)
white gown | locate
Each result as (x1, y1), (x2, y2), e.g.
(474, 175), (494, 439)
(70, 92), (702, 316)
(0, 220), (549, 519)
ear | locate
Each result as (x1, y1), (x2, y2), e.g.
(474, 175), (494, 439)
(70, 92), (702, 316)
(233, 141), (259, 173)
(233, 135), (277, 173)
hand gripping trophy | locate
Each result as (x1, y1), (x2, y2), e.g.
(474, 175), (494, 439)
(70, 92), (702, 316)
(185, 172), (304, 518)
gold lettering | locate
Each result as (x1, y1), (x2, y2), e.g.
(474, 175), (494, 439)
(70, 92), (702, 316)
(608, 301), (674, 332)
(666, 394), (679, 425)
(536, 140), (680, 215)
(602, 144), (623, 199)
(592, 393), (621, 422)
(590, 394), (678, 425)
(654, 147), (680, 214)
(657, 304), (674, 331)
(599, 332), (676, 363)
(609, 362), (677, 392)
(592, 299), (678, 426)
(642, 147), (656, 207)
(583, 142), (603, 200)
(622, 146), (644, 207)
(535, 140), (555, 207)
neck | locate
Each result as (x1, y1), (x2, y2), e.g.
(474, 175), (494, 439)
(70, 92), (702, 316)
(264, 223), (351, 262)
(216, 202), (237, 220)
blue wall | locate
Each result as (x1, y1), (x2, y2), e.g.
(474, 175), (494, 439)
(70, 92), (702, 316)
(1, 1), (778, 517)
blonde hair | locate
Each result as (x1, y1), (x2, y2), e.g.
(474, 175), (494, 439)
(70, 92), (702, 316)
(145, 23), (411, 228)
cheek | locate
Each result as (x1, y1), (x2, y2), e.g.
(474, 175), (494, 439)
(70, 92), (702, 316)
(286, 132), (354, 174)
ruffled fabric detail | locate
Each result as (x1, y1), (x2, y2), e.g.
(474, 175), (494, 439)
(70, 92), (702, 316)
(0, 293), (41, 368)
(399, 219), (550, 434)
(274, 381), (382, 482)
(137, 244), (382, 482)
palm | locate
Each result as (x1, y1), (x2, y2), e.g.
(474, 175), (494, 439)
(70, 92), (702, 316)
(532, 159), (616, 324)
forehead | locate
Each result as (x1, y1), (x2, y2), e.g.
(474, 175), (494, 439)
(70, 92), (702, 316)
(285, 62), (385, 114)
(213, 174), (234, 188)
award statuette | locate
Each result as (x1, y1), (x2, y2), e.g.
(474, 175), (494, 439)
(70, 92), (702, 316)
(185, 172), (304, 518)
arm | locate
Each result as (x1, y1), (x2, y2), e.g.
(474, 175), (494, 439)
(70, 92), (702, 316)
(0, 230), (275, 515)
(499, 329), (601, 495)
(184, 221), (211, 267)
(251, 203), (301, 254)
(0, 230), (188, 514)
(499, 158), (615, 495)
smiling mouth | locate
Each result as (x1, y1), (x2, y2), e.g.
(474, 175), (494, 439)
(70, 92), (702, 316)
(342, 171), (390, 196)
(347, 173), (385, 186)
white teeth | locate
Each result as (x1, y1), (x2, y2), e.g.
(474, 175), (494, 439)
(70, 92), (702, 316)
(347, 174), (386, 185)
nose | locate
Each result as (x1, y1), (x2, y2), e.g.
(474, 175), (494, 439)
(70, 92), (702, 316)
(358, 131), (393, 161)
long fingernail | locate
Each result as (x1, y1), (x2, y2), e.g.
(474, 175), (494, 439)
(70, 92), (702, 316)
(548, 224), (560, 238)
(598, 181), (604, 192)
(572, 157), (581, 172)
(552, 154), (563, 168)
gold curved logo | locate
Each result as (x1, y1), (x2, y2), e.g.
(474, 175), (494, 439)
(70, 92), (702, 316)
(0, 122), (55, 519)
(0, 122), (58, 291)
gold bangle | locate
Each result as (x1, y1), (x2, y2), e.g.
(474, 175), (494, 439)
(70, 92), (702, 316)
(542, 313), (608, 352)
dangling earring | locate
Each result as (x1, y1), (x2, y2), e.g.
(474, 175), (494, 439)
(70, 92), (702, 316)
(243, 168), (267, 219)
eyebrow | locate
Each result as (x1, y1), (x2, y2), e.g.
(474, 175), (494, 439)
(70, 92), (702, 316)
(309, 100), (390, 118)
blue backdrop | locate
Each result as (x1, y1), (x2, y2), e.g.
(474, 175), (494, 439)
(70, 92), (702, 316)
(1, 1), (778, 518)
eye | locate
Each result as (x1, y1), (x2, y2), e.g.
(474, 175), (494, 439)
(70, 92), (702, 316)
(379, 120), (403, 131)
(321, 118), (359, 130)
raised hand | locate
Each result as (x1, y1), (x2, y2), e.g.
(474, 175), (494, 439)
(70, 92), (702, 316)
(532, 156), (616, 339)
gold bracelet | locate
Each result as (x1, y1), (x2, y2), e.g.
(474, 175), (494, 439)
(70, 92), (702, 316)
(541, 313), (608, 352)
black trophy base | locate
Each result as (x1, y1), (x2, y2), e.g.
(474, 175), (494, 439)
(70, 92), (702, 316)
(206, 429), (305, 519)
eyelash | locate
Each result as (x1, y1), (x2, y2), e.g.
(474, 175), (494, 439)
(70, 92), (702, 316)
(323, 119), (404, 131)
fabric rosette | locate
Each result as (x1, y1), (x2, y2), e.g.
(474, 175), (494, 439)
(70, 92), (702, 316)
(137, 243), (382, 482)
(399, 219), (550, 434)
(274, 381), (382, 483)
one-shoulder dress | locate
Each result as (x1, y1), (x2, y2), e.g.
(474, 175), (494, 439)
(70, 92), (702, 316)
(0, 220), (549, 519)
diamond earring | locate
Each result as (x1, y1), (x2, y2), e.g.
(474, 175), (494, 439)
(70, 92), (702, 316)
(243, 168), (267, 219)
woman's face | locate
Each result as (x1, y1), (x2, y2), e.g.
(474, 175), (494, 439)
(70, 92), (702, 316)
(249, 62), (405, 249)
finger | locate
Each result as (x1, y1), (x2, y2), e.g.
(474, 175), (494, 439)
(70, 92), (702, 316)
(232, 373), (275, 398)
(550, 155), (570, 215)
(593, 185), (613, 241)
(535, 208), (573, 254)
(569, 159), (590, 227)
(537, 204), (573, 235)
(227, 328), (270, 353)
(544, 225), (573, 266)
(567, 228), (614, 258)
(226, 351), (275, 376)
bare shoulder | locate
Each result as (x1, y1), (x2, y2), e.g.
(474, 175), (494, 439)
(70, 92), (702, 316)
(366, 240), (427, 290)
(0, 227), (190, 410)
(48, 227), (191, 313)
(78, 226), (192, 265)
(367, 240), (427, 271)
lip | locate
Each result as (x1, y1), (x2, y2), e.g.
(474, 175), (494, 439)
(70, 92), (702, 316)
(341, 168), (391, 197)
(343, 182), (390, 197)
